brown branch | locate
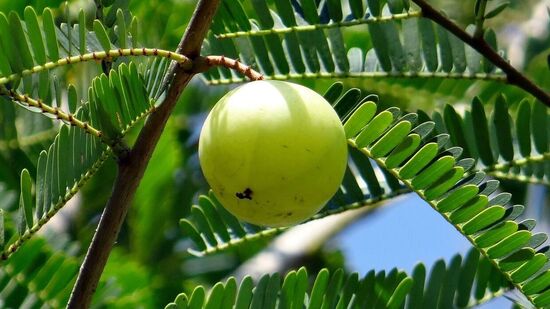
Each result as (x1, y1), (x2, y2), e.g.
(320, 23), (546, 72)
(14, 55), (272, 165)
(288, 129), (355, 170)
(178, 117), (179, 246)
(412, 0), (550, 108)
(200, 55), (265, 81)
(66, 1), (221, 308)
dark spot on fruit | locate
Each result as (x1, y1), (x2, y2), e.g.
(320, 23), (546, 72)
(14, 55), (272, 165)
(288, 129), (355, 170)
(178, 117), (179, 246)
(282, 144), (289, 148)
(286, 212), (292, 217)
(236, 188), (253, 200)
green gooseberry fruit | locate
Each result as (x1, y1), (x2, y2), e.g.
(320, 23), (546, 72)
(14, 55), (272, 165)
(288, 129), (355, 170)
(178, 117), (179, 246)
(198, 80), (347, 227)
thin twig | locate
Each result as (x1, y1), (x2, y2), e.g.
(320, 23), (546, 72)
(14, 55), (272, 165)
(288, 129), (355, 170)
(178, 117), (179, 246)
(3, 88), (102, 138)
(200, 55), (264, 81)
(66, 1), (221, 308)
(3, 88), (131, 158)
(412, 0), (550, 107)
(215, 10), (422, 39)
(0, 48), (192, 87)
(204, 71), (507, 85)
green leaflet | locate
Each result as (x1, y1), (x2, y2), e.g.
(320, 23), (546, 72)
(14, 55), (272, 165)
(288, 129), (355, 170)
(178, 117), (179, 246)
(444, 104), (471, 158)
(516, 100), (532, 157)
(332, 88), (362, 120)
(471, 97), (494, 166)
(308, 269), (330, 308)
(448, 32), (467, 73)
(349, 0), (364, 19)
(524, 270), (550, 294)
(436, 25), (453, 72)
(474, 221), (518, 248)
(449, 195), (489, 224)
(0, 38), (12, 77)
(499, 249), (535, 272)
(180, 219), (207, 252)
(418, 18), (438, 72)
(327, 0), (342, 22)
(411, 155), (455, 190)
(355, 110), (395, 147)
(465, 25), (482, 73)
(485, 2), (510, 19)
(437, 255), (461, 308)
(0, 210), (3, 250)
(532, 101), (548, 154)
(368, 23), (393, 72)
(383, 21), (407, 71)
(24, 7), (46, 65)
(493, 95), (514, 161)
(387, 278), (414, 309)
(188, 286), (206, 308)
(384, 134), (422, 169)
(249, 275), (270, 308)
(42, 8), (59, 62)
(370, 120), (412, 158)
(130, 16), (138, 47)
(487, 230), (531, 259)
(483, 30), (498, 73)
(0, 12), (23, 74)
(79, 9), (87, 54)
(511, 253), (546, 283)
(462, 206), (506, 234)
(344, 101), (377, 138)
(234, 277), (254, 309)
(116, 9), (127, 49)
(367, 0), (381, 16)
(398, 142), (438, 179)
(204, 282), (224, 308)
(424, 167), (464, 200)
(455, 249), (479, 307)
(93, 19), (113, 52)
(10, 11), (35, 70)
(279, 271), (296, 308)
(18, 169), (34, 233)
(191, 205), (218, 246)
(403, 18), (422, 72)
(198, 196), (231, 242)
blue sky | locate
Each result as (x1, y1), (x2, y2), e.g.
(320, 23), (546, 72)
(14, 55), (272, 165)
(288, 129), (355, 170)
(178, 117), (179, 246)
(336, 194), (512, 308)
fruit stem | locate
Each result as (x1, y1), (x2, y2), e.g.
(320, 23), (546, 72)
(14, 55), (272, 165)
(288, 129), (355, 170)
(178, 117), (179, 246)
(197, 55), (265, 81)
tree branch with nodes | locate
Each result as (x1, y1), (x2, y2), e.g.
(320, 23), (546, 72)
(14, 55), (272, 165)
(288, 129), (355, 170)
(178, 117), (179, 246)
(412, 0), (550, 108)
